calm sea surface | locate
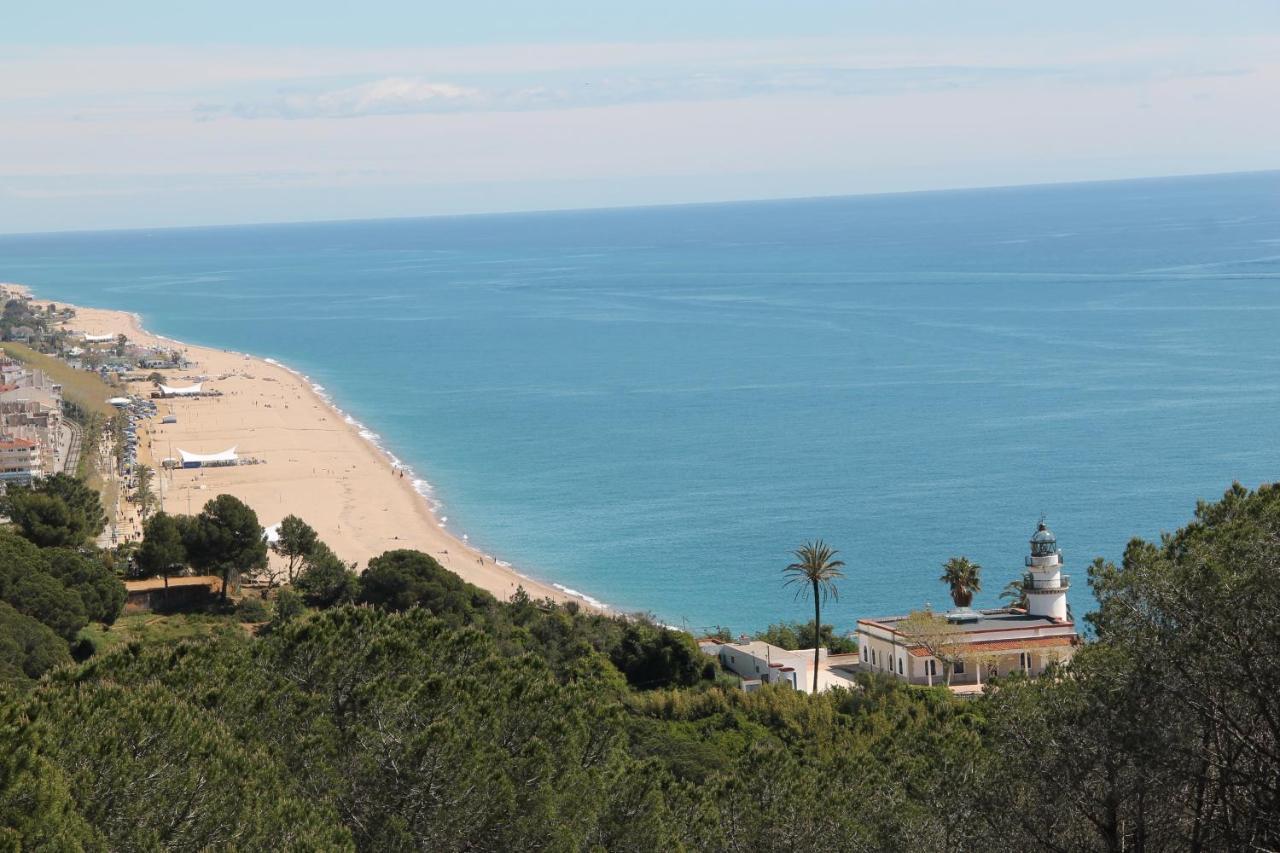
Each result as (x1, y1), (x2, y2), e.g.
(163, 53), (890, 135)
(2, 172), (1279, 633)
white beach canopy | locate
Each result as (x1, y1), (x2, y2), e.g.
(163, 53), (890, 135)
(158, 382), (203, 396)
(263, 523), (282, 545)
(83, 333), (115, 343)
(177, 446), (238, 465)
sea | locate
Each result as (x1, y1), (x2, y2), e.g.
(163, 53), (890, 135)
(2, 171), (1278, 635)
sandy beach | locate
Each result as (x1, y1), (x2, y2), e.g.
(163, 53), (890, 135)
(50, 298), (581, 607)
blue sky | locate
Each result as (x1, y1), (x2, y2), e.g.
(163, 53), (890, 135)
(2, 1), (1279, 232)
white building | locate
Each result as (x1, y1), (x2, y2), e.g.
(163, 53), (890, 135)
(716, 640), (828, 693)
(856, 521), (1079, 689)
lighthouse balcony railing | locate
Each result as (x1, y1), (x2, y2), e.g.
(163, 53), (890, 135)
(1023, 572), (1070, 591)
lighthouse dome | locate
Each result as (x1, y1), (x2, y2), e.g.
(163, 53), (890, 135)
(1029, 521), (1058, 558)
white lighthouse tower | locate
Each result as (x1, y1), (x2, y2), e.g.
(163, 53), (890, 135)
(1023, 520), (1070, 622)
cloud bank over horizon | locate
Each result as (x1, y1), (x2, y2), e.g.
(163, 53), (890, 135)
(1, 18), (1278, 233)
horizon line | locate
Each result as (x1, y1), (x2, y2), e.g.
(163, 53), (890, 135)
(2, 166), (1277, 240)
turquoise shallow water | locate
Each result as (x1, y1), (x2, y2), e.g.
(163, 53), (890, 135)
(2, 172), (1279, 633)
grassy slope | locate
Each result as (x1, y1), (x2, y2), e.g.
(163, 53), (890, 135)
(0, 341), (118, 419)
(80, 613), (246, 655)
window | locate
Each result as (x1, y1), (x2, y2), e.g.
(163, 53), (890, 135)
(954, 660), (965, 675)
(863, 646), (868, 662)
(927, 659), (937, 677)
(897, 657), (903, 675)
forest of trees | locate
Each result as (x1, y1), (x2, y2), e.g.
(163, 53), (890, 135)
(1, 480), (1278, 850)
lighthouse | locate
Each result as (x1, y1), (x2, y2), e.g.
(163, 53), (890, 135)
(1023, 520), (1070, 622)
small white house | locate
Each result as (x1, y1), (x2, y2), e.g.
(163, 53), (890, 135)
(716, 640), (828, 694)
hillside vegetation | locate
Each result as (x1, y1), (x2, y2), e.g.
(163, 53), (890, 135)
(2, 482), (1279, 850)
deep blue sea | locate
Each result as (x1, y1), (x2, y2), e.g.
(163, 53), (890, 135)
(2, 171), (1279, 633)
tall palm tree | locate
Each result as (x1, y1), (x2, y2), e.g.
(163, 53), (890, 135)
(940, 556), (982, 608)
(783, 540), (845, 693)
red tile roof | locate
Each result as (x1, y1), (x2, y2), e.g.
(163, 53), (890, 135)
(908, 635), (1076, 657)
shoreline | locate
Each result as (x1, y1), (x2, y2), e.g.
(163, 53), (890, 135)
(11, 283), (603, 612)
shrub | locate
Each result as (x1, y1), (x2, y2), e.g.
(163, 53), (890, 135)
(271, 588), (305, 629)
(235, 597), (269, 623)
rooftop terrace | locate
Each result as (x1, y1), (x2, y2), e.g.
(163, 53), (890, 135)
(859, 608), (1073, 635)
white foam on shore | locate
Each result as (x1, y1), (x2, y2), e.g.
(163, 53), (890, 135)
(552, 584), (607, 609)
(37, 288), (613, 614)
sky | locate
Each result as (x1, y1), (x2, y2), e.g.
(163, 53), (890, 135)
(2, 1), (1279, 233)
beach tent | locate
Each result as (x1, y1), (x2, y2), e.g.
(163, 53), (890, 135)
(263, 523), (281, 545)
(83, 333), (115, 343)
(177, 446), (238, 468)
(158, 382), (203, 397)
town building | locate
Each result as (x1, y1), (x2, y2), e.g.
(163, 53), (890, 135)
(0, 437), (43, 487)
(856, 521), (1080, 689)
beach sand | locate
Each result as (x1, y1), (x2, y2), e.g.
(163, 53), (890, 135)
(58, 300), (583, 607)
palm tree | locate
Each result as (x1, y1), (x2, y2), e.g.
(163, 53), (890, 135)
(999, 578), (1028, 610)
(940, 556), (982, 609)
(783, 540), (845, 693)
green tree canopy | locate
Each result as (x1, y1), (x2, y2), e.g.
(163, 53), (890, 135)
(0, 532), (88, 641)
(272, 515), (319, 584)
(294, 543), (359, 608)
(134, 512), (187, 587)
(0, 573), (87, 642)
(358, 549), (495, 621)
(0, 602), (72, 683)
(184, 495), (267, 600)
(610, 620), (705, 689)
(42, 549), (124, 626)
(755, 621), (858, 654)
(2, 473), (106, 548)
(21, 680), (353, 850)
(0, 702), (101, 848)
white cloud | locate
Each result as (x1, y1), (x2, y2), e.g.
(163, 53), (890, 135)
(223, 77), (484, 119)
(202, 65), (1097, 121)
